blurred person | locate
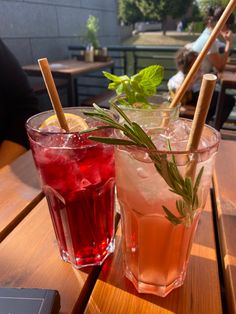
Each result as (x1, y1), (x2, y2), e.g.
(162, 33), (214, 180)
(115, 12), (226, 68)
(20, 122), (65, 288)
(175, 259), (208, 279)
(177, 20), (183, 32)
(190, 6), (235, 73)
(0, 38), (39, 168)
(188, 22), (195, 35)
(168, 47), (234, 127)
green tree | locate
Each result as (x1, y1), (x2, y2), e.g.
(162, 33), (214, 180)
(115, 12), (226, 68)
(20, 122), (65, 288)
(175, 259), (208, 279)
(136, 0), (193, 33)
(119, 0), (194, 34)
(84, 15), (100, 49)
(191, 1), (201, 22)
(118, 0), (143, 25)
(198, 0), (229, 16)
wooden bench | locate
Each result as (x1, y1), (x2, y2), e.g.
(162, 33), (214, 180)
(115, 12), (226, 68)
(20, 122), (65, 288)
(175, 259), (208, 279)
(213, 140), (236, 314)
(214, 70), (236, 130)
(220, 129), (236, 140)
(80, 90), (116, 108)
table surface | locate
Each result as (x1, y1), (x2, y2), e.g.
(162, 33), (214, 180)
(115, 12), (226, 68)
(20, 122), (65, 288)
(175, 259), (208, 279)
(23, 58), (114, 106)
(22, 59), (114, 77)
(0, 140), (235, 313)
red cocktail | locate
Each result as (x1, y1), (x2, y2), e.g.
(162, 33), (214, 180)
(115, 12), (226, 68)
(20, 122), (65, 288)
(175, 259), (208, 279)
(26, 108), (116, 268)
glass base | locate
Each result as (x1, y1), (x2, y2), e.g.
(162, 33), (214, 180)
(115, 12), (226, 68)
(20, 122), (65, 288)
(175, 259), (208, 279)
(60, 238), (115, 269)
(125, 268), (186, 297)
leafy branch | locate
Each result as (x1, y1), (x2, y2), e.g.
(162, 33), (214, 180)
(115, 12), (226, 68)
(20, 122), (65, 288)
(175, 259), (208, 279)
(84, 15), (100, 49)
(82, 103), (203, 227)
(103, 64), (164, 109)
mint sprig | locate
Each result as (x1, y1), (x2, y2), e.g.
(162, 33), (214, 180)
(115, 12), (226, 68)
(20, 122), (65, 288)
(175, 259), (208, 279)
(103, 65), (164, 108)
(82, 104), (203, 227)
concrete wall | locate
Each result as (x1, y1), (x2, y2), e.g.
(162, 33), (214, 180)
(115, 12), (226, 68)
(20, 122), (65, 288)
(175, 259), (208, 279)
(0, 0), (120, 65)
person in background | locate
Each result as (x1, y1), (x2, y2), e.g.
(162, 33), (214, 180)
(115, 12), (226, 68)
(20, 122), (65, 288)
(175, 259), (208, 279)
(0, 38), (39, 168)
(188, 22), (195, 35)
(177, 20), (183, 32)
(190, 6), (235, 73)
(168, 46), (234, 127)
(168, 48), (200, 99)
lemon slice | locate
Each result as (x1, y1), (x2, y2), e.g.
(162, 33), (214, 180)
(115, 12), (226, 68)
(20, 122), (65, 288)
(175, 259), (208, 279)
(40, 113), (88, 132)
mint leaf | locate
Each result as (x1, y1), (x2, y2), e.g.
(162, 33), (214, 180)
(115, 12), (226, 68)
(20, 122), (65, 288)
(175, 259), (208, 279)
(103, 71), (130, 83)
(103, 64), (164, 107)
(138, 79), (157, 96)
(103, 71), (122, 82)
(134, 65), (164, 87)
(108, 82), (120, 90)
(116, 83), (125, 95)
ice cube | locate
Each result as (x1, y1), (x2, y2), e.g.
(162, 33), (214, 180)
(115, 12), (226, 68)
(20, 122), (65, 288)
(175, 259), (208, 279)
(39, 133), (66, 148)
(152, 120), (191, 151)
(62, 133), (80, 148)
(80, 178), (92, 189)
(40, 125), (65, 133)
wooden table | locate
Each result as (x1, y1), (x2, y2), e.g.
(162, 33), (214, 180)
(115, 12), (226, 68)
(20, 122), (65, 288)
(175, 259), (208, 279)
(213, 140), (236, 314)
(1, 140), (235, 313)
(23, 59), (114, 106)
(215, 68), (236, 130)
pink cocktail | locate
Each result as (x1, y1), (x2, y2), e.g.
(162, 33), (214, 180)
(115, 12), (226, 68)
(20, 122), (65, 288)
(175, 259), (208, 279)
(115, 119), (220, 296)
(26, 108), (116, 269)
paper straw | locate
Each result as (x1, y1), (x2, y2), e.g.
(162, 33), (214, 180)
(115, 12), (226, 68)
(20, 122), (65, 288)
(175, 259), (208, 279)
(170, 0), (236, 108)
(187, 74), (217, 150)
(185, 73), (217, 178)
(38, 58), (69, 132)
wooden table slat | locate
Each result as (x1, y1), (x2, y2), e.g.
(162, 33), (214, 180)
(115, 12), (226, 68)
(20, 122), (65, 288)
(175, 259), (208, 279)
(0, 198), (92, 313)
(1, 140), (233, 313)
(213, 140), (236, 314)
(0, 151), (42, 241)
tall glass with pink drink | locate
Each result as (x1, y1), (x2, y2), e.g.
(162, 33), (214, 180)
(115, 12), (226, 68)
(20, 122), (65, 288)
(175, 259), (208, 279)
(115, 119), (220, 297)
(26, 107), (116, 269)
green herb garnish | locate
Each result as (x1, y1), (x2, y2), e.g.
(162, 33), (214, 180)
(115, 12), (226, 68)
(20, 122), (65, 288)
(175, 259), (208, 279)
(82, 103), (203, 227)
(103, 65), (164, 109)
(84, 15), (100, 49)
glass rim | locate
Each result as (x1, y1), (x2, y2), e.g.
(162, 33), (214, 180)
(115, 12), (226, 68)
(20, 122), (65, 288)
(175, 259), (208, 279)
(110, 95), (181, 112)
(116, 119), (221, 155)
(25, 106), (117, 135)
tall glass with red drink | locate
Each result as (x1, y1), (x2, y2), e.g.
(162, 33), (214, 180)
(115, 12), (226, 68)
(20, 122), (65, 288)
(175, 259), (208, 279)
(26, 107), (116, 269)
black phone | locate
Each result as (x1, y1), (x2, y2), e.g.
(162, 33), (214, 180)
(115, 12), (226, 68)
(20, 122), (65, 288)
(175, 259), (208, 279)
(0, 287), (60, 314)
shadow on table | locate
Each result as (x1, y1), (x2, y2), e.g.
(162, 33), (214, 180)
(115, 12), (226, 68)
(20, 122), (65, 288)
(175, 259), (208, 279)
(97, 243), (223, 313)
(9, 151), (41, 190)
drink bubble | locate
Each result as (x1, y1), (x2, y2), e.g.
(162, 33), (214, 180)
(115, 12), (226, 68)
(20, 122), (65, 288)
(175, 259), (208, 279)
(137, 167), (149, 179)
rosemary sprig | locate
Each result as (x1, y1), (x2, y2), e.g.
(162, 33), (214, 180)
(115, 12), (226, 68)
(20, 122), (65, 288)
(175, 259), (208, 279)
(83, 103), (203, 227)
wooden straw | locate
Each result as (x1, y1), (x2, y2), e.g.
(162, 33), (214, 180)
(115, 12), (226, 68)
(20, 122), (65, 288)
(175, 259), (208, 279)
(38, 58), (69, 132)
(185, 73), (217, 178)
(170, 0), (236, 108)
